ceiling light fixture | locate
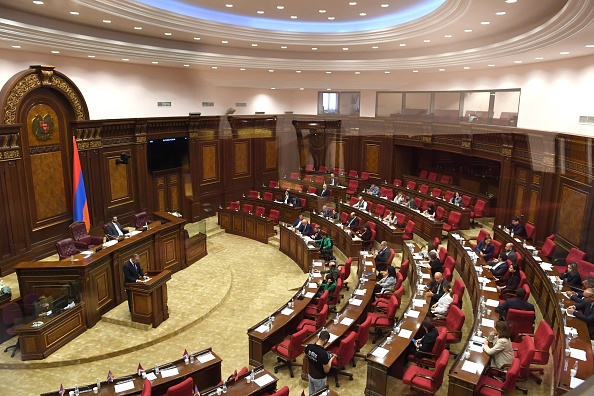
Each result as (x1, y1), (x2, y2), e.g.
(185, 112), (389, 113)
(88, 55), (96, 58)
(194, 37), (201, 40)
(33, 1), (44, 4)
(326, 88), (331, 91)
(505, 0), (517, 3)
(514, 60), (522, 63)
(355, 71), (360, 74)
(122, 58), (129, 61)
(152, 61), (158, 64)
(412, 70), (418, 73)
(271, 87), (275, 90)
(495, 11), (506, 15)
(183, 64), (189, 67)
(385, 71), (390, 74)
(257, 11), (264, 14)
(359, 12), (367, 16)
(51, 50), (60, 54)
(487, 64), (495, 67)
(560, 51), (570, 55)
(212, 66), (217, 69)
(251, 43), (258, 46)
(222, 40), (228, 43)
(464, 66), (470, 69)
(342, 47), (349, 50)
(240, 68), (246, 70)
(328, 17), (335, 20)
(444, 35), (452, 38)
(11, 45), (21, 49)
(296, 70), (302, 73)
(464, 29), (472, 32)
(277, 6), (285, 10)
(70, 11), (79, 15)
(225, 4), (233, 7)
(585, 45), (594, 48)
(534, 57), (544, 60)
(400, 43), (406, 46)
(349, 2), (357, 5)
(423, 40), (431, 43)
(281, 46), (287, 49)
(326, 71), (331, 74)
(290, 16), (297, 19)
(381, 4), (389, 7)
(481, 21), (490, 25)
(103, 20), (111, 23)
(312, 47), (318, 50)
(164, 32), (172, 36)
(372, 46), (379, 49)
(134, 26), (142, 30)
(439, 69), (445, 71)
(299, 88), (304, 90)
(319, 10), (326, 13)
(269, 69), (274, 72)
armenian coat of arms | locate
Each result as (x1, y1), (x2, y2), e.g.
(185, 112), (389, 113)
(32, 114), (55, 141)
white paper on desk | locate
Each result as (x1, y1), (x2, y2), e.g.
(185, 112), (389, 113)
(472, 335), (486, 344)
(308, 283), (318, 289)
(570, 348), (587, 361)
(352, 237), (362, 241)
(534, 256), (542, 262)
(571, 377), (585, 389)
(146, 372), (157, 381)
(197, 352), (215, 363)
(365, 262), (373, 267)
(312, 273), (322, 278)
(481, 318), (495, 328)
(389, 225), (396, 230)
(413, 253), (423, 260)
(304, 292), (315, 298)
(128, 230), (142, 237)
(359, 250), (369, 256)
(421, 273), (431, 279)
(254, 374), (275, 387)
(540, 263), (552, 271)
(398, 329), (413, 339)
(328, 333), (339, 343)
(548, 275), (558, 282)
(355, 289), (366, 296)
(462, 360), (484, 375)
(160, 367), (179, 378)
(485, 299), (499, 308)
(104, 240), (118, 248)
(413, 299), (426, 307)
(564, 326), (576, 336)
(483, 286), (498, 292)
(114, 381), (135, 393)
(464, 247), (473, 252)
(81, 250), (94, 255)
(350, 298), (363, 306)
(372, 347), (389, 358)
(513, 238), (521, 242)
(477, 276), (489, 284)
(281, 307), (294, 315)
(469, 343), (483, 353)
(255, 324), (269, 333)
(340, 317), (354, 326)
(407, 310), (420, 318)
(313, 261), (323, 267)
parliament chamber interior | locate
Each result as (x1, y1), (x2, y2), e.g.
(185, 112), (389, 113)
(1, 1), (594, 395)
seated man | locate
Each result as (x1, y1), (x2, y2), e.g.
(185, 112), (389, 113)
(311, 224), (323, 242)
(292, 214), (305, 228)
(426, 250), (443, 276)
(483, 252), (509, 277)
(475, 236), (495, 261)
(291, 195), (302, 207)
(504, 243), (517, 264)
(320, 205), (333, 218)
(367, 183), (380, 196)
(567, 288), (594, 339)
(353, 196), (368, 211)
(568, 277), (594, 302)
(505, 216), (527, 239)
(344, 212), (359, 230)
(425, 272), (446, 306)
(327, 172), (338, 186)
(316, 274), (337, 297)
(320, 261), (339, 281)
(320, 183), (330, 197)
(495, 288), (534, 317)
(106, 216), (129, 240)
(300, 219), (313, 236)
(359, 224), (373, 249)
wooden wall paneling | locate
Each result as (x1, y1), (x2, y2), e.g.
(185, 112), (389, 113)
(555, 177), (590, 252)
(134, 140), (149, 215)
(196, 139), (223, 217)
(494, 150), (515, 226)
(345, 135), (360, 175)
(392, 144), (414, 181)
(102, 147), (136, 222)
(360, 138), (382, 180)
(168, 172), (180, 212)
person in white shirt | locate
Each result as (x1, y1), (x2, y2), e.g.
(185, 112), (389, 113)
(393, 192), (405, 204)
(106, 216), (129, 239)
(354, 196), (367, 210)
(430, 280), (453, 318)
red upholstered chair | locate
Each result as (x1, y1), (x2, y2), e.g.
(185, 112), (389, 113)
(435, 305), (465, 348)
(255, 206), (266, 217)
(289, 172), (299, 180)
(348, 169), (358, 177)
(431, 187), (442, 198)
(328, 278), (343, 311)
(399, 259), (410, 281)
(384, 188), (394, 200)
(440, 175), (451, 184)
(471, 229), (490, 249)
(269, 180), (279, 188)
(329, 331), (357, 386)
(474, 358), (520, 396)
(368, 295), (399, 342)
(55, 238), (83, 260)
(435, 206), (445, 221)
(506, 309), (535, 342)
(307, 186), (317, 194)
(271, 328), (309, 377)
(413, 197), (422, 209)
(411, 327), (447, 368)
(512, 320), (554, 385)
(443, 190), (454, 203)
(438, 247), (448, 265)
(422, 200), (435, 212)
(248, 190), (259, 198)
(314, 175), (324, 183)
(374, 204), (385, 217)
(352, 316), (372, 365)
(419, 184), (429, 194)
(361, 171), (370, 181)
(491, 239), (502, 258)
(506, 335), (536, 394)
(407, 181), (417, 190)
(133, 212), (149, 229)
(269, 209), (280, 225)
(402, 220), (415, 240)
(165, 377), (193, 396)
(23, 293), (39, 317)
(268, 386), (289, 396)
(229, 201), (240, 211)
(299, 198), (306, 207)
(318, 165), (327, 172)
(376, 248), (395, 273)
(243, 203), (253, 214)
(304, 174), (313, 182)
(349, 196), (359, 206)
(540, 238), (556, 259)
(554, 247), (586, 273)
(334, 167), (344, 175)
(263, 192), (273, 201)
(346, 179), (359, 195)
(395, 212), (406, 228)
(452, 278), (465, 309)
(280, 181), (291, 189)
(576, 259), (594, 280)
(470, 199), (486, 228)
(364, 224), (377, 250)
(305, 164), (314, 171)
(295, 184), (304, 193)
(443, 267), (452, 282)
(140, 379), (152, 396)
(443, 256), (456, 276)
(304, 290), (328, 318)
(428, 172), (438, 181)
(393, 179), (402, 187)
(524, 223), (535, 243)
(340, 257), (353, 290)
(461, 195), (472, 208)
(442, 211), (461, 233)
(419, 170), (429, 179)
(366, 201), (373, 213)
(296, 304), (328, 334)
(69, 222), (103, 249)
(403, 350), (449, 395)
(432, 236), (440, 251)
(2, 302), (23, 357)
(340, 212), (349, 224)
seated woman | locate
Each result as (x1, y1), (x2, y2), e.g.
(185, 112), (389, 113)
(496, 263), (520, 295)
(405, 318), (439, 361)
(316, 274), (337, 297)
(430, 280), (453, 319)
(561, 262), (582, 289)
(393, 192), (405, 204)
(316, 232), (333, 263)
(383, 211), (396, 226)
(373, 266), (397, 298)
(407, 197), (417, 210)
(483, 321), (514, 369)
(450, 191), (463, 206)
(424, 203), (436, 219)
(475, 236), (495, 261)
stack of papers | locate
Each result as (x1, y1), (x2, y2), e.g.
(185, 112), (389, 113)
(280, 307), (294, 315)
(485, 299), (500, 307)
(308, 283), (318, 289)
(371, 347), (389, 358)
(354, 289), (366, 296)
(197, 352), (215, 363)
(421, 273), (431, 279)
(146, 372), (157, 381)
(413, 299), (426, 307)
(161, 367), (179, 378)
(340, 317), (354, 326)
(350, 299), (363, 306)
(469, 343), (483, 353)
(471, 335), (486, 343)
(114, 381), (135, 393)
(483, 286), (498, 292)
(462, 360), (484, 375)
(571, 377), (585, 389)
(540, 263), (553, 271)
(533, 256), (542, 262)
(406, 310), (420, 318)
(304, 292), (315, 298)
(398, 329), (413, 339)
(481, 318), (495, 328)
(254, 374), (275, 387)
(328, 333), (339, 343)
(570, 348), (587, 361)
(255, 324), (269, 333)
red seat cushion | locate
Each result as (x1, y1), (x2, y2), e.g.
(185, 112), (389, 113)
(403, 366), (436, 392)
(475, 376), (506, 396)
(271, 340), (291, 359)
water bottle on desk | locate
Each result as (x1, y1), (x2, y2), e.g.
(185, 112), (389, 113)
(155, 363), (160, 375)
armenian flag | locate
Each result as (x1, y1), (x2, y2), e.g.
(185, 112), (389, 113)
(137, 363), (145, 376)
(183, 349), (189, 360)
(58, 384), (65, 396)
(107, 370), (115, 383)
(72, 137), (90, 231)
(193, 385), (200, 396)
(232, 369), (238, 381)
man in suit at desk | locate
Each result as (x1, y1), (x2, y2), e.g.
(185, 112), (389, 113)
(319, 183), (330, 198)
(495, 288), (534, 318)
(567, 288), (594, 339)
(425, 272), (446, 306)
(292, 214), (305, 228)
(568, 277), (594, 302)
(505, 216), (527, 239)
(123, 254), (149, 311)
(344, 212), (359, 231)
(320, 205), (333, 218)
(106, 216), (129, 240)
(327, 173), (338, 186)
(367, 183), (380, 197)
(300, 219), (313, 236)
(483, 252), (509, 277)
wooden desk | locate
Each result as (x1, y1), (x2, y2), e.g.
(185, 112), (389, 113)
(279, 225), (320, 273)
(339, 201), (404, 251)
(290, 178), (347, 203)
(15, 212), (186, 329)
(365, 241), (431, 396)
(360, 192), (443, 242)
(218, 208), (275, 244)
(261, 186), (329, 213)
(240, 196), (302, 224)
(380, 183), (471, 229)
(311, 213), (363, 260)
(16, 302), (86, 361)
(492, 227), (593, 394)
(127, 270), (171, 328)
(202, 368), (278, 396)
(40, 348), (223, 396)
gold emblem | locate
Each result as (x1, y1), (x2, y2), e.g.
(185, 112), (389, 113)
(32, 114), (55, 140)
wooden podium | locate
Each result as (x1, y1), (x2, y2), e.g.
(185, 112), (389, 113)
(126, 270), (171, 328)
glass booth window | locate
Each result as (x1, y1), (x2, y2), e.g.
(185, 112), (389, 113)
(318, 92), (360, 116)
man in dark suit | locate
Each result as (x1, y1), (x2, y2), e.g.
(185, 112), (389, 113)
(483, 252), (509, 277)
(300, 219), (313, 236)
(106, 216), (129, 239)
(311, 224), (323, 241)
(292, 214), (305, 228)
(495, 288), (534, 317)
(327, 173), (338, 186)
(320, 205), (333, 218)
(504, 243), (517, 264)
(123, 254), (148, 311)
(320, 183), (330, 197)
(505, 216), (527, 239)
(567, 288), (594, 339)
(375, 241), (390, 263)
(568, 277), (594, 302)
(345, 212), (359, 230)
(425, 272), (446, 306)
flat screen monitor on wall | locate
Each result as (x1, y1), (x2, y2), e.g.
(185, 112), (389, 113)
(148, 137), (188, 172)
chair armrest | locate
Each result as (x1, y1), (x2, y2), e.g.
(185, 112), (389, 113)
(73, 240), (87, 249)
(370, 314), (388, 325)
(478, 384), (507, 395)
(516, 333), (534, 341)
(447, 330), (462, 338)
(411, 373), (435, 383)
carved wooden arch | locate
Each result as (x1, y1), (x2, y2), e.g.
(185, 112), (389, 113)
(0, 65), (89, 124)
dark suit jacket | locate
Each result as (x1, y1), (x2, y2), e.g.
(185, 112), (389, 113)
(506, 251), (517, 264)
(282, 195), (291, 204)
(506, 223), (527, 239)
(495, 297), (534, 315)
(416, 328), (439, 358)
(360, 228), (372, 242)
(429, 258), (443, 276)
(427, 280), (446, 305)
(320, 208), (333, 218)
(488, 261), (509, 277)
(320, 188), (330, 197)
(500, 273), (520, 292)
(376, 247), (390, 264)
(328, 178), (337, 186)
(346, 216), (359, 230)
(475, 240), (495, 261)
(105, 221), (129, 238)
(302, 224), (313, 236)
(123, 259), (145, 284)
(561, 272), (582, 288)
(574, 301), (594, 337)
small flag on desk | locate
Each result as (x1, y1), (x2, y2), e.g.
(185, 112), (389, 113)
(193, 385), (201, 396)
(137, 363), (145, 376)
(300, 390), (305, 396)
(107, 370), (115, 383)
(58, 384), (65, 396)
(232, 369), (238, 381)
(183, 349), (190, 360)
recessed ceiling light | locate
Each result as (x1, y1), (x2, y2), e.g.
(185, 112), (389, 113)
(326, 71), (331, 74)
(381, 4), (389, 7)
(271, 87), (275, 90)
(464, 66), (470, 69)
(423, 40), (431, 43)
(349, 2), (357, 5)
(70, 11), (79, 15)
(212, 66), (217, 69)
(251, 43), (258, 47)
(33, 1), (44, 4)
(222, 40), (228, 44)
(88, 55), (96, 58)
(481, 21), (490, 25)
(359, 12), (367, 16)
(277, 6), (285, 10)
(281, 46), (287, 49)
(257, 10), (264, 14)
(183, 64), (189, 67)
(296, 70), (302, 73)
(464, 29), (473, 32)
(534, 57), (544, 60)
(585, 45), (594, 48)
(355, 71), (360, 74)
(11, 45), (21, 49)
(372, 46), (379, 49)
(399, 43), (406, 46)
(51, 50), (60, 54)
(225, 4), (233, 7)
(269, 69), (274, 72)
(152, 61), (158, 64)
(560, 51), (570, 55)
(240, 68), (246, 70)
(439, 68), (445, 71)
(342, 47), (349, 51)
(328, 16), (335, 20)
(194, 37), (201, 40)
(134, 26), (142, 30)
(164, 32), (172, 36)
(514, 60), (522, 63)
(122, 58), (129, 61)
(103, 20), (111, 23)
(444, 35), (452, 38)
(495, 11), (506, 15)
(326, 88), (331, 91)
(290, 15), (297, 19)
(299, 88), (304, 90)
(319, 10), (326, 13)
(312, 47), (318, 50)
(505, 0), (517, 3)
(385, 71), (390, 74)
(487, 64), (495, 67)
(412, 70), (418, 73)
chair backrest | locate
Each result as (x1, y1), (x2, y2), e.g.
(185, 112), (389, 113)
(491, 239), (502, 257)
(540, 238), (556, 258)
(518, 270), (526, 288)
(443, 190), (454, 202)
(248, 190), (259, 198)
(577, 259), (594, 280)
(394, 285), (405, 303)
(516, 334), (536, 379)
(329, 278), (343, 305)
(431, 187), (442, 197)
(386, 295), (399, 320)
(361, 171), (370, 181)
(406, 180), (417, 190)
(280, 181), (291, 189)
(140, 379), (152, 396)
(506, 309), (535, 340)
(443, 267), (452, 282)
(384, 188), (394, 200)
(290, 172), (299, 180)
(422, 200), (435, 212)
(229, 201), (239, 211)
(347, 179), (359, 191)
(304, 175), (313, 182)
(461, 195), (472, 207)
(55, 238), (80, 260)
(498, 358), (521, 393)
(521, 284), (530, 301)
(419, 170), (429, 179)
(444, 256), (456, 274)
(337, 331), (357, 365)
(269, 180), (279, 188)
(23, 293), (39, 317)
(404, 220), (415, 234)
(307, 186), (317, 194)
(428, 172), (438, 181)
(399, 259), (410, 281)
(295, 184), (304, 193)
(263, 192), (273, 201)
(341, 211), (349, 224)
(355, 316), (372, 349)
(435, 206), (445, 221)
(431, 350), (450, 390)
(525, 223), (535, 240)
(446, 211), (461, 228)
(269, 210), (280, 224)
(314, 175), (324, 183)
(334, 167), (343, 175)
(452, 278), (465, 300)
(243, 203), (253, 213)
(432, 327), (447, 357)
(413, 197), (422, 210)
(2, 302), (23, 327)
(440, 175), (451, 184)
(432, 237), (440, 251)
(533, 321), (554, 365)
(438, 247), (448, 264)
(299, 198), (306, 207)
(317, 290), (329, 311)
(375, 204), (385, 217)
(476, 229), (489, 245)
(349, 196), (359, 206)
(387, 248), (395, 266)
(393, 179), (402, 187)
(344, 257), (352, 278)
(305, 164), (314, 171)
(348, 169), (358, 177)
(69, 222), (89, 242)
(165, 377), (193, 396)
(446, 305), (465, 333)
(316, 305), (329, 327)
(255, 206), (265, 217)
(366, 201), (373, 213)
(288, 328), (310, 358)
(318, 165), (327, 172)
(270, 386), (290, 396)
(472, 200), (486, 216)
(419, 184), (429, 194)
(395, 213), (406, 227)
(567, 248), (586, 263)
